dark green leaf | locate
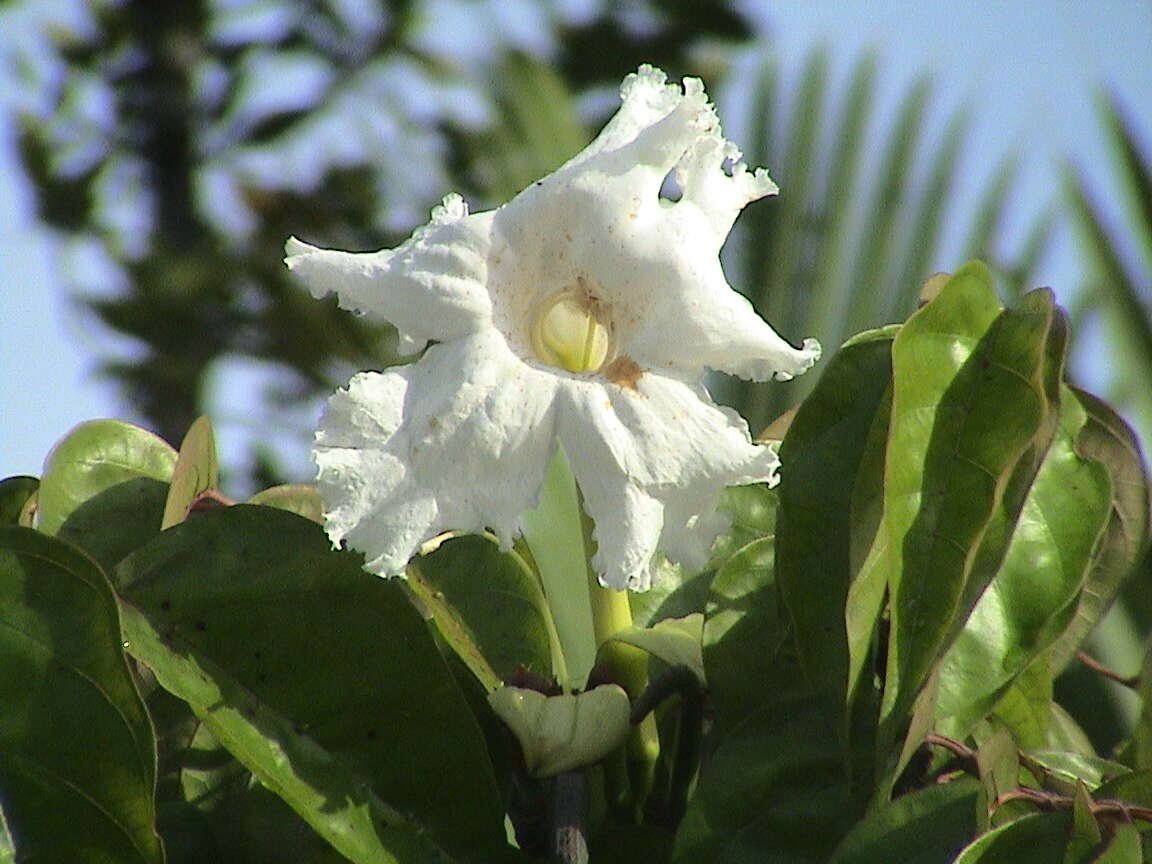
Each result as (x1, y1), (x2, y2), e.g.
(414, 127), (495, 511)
(408, 533), (555, 691)
(702, 537), (785, 733)
(777, 325), (895, 742)
(682, 534), (860, 860)
(0, 527), (162, 864)
(1065, 781), (1102, 864)
(37, 419), (176, 535)
(953, 813), (1073, 863)
(117, 506), (510, 861)
(57, 478), (170, 573)
(673, 698), (855, 863)
(0, 477), (37, 526)
(119, 602), (451, 864)
(1091, 822), (1142, 862)
(830, 777), (981, 864)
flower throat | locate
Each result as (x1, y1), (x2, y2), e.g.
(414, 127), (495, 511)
(530, 283), (614, 374)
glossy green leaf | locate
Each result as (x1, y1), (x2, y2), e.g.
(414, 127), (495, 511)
(776, 325), (895, 740)
(880, 267), (1055, 740)
(116, 506), (510, 861)
(606, 614), (704, 684)
(37, 419), (176, 535)
(954, 813), (1072, 863)
(937, 391), (1112, 731)
(247, 484), (324, 524)
(1048, 390), (1151, 671)
(0, 477), (37, 526)
(829, 777), (981, 864)
(408, 533), (556, 691)
(0, 527), (162, 864)
(161, 415), (219, 529)
(57, 478), (170, 572)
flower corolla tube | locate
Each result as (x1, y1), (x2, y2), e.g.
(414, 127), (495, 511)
(285, 65), (820, 591)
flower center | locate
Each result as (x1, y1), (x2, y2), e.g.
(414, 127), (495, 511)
(529, 286), (614, 373)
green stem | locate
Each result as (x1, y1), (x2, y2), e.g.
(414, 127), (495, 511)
(579, 505), (660, 809)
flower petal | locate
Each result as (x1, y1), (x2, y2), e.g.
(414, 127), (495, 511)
(286, 194), (494, 350)
(557, 373), (778, 589)
(625, 255), (822, 381)
(314, 331), (557, 575)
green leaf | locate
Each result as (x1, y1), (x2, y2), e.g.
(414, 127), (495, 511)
(487, 684), (630, 778)
(37, 419), (176, 535)
(989, 659), (1054, 751)
(407, 533), (556, 691)
(1091, 822), (1142, 862)
(680, 532), (859, 860)
(1021, 750), (1128, 794)
(829, 777), (981, 864)
(116, 506), (510, 861)
(605, 614), (704, 684)
(57, 478), (170, 572)
(1095, 769), (1152, 830)
(672, 697), (856, 863)
(954, 813), (1073, 863)
(879, 267), (1055, 745)
(1048, 390), (1151, 671)
(977, 726), (1021, 826)
(0, 477), (37, 526)
(702, 537), (785, 734)
(0, 527), (162, 864)
(119, 603), (451, 864)
(776, 324), (895, 741)
(1064, 781), (1103, 864)
(247, 484), (324, 524)
(161, 415), (219, 529)
(936, 391), (1113, 731)
(521, 447), (595, 689)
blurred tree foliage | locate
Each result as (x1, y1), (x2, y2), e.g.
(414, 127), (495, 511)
(9, 0), (751, 483)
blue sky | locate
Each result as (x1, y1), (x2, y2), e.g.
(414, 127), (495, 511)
(2, 0), (1150, 481)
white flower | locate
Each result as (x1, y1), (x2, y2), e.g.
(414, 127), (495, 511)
(285, 65), (820, 591)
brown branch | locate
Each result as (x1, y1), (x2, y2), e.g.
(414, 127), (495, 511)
(1076, 651), (1141, 689)
(925, 734), (979, 769)
(993, 786), (1152, 825)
